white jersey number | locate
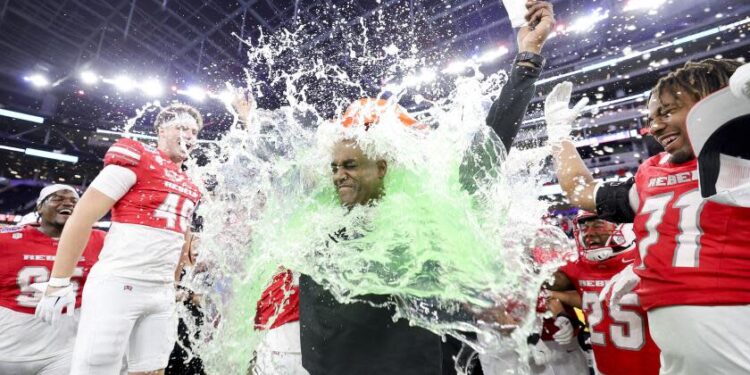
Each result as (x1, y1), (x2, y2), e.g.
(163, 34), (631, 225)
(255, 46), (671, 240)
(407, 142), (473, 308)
(154, 193), (195, 232)
(582, 291), (645, 350)
(637, 189), (704, 268)
(16, 266), (84, 308)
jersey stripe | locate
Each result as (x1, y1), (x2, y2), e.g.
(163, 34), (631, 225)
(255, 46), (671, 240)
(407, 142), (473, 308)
(108, 146), (141, 160)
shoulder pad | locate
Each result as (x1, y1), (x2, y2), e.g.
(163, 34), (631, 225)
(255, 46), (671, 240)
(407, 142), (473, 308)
(104, 138), (144, 167)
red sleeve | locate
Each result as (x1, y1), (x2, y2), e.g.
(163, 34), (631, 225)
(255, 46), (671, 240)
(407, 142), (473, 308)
(558, 260), (579, 288)
(104, 138), (143, 168)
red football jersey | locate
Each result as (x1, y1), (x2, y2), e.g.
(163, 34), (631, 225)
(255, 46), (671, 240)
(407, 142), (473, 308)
(535, 294), (579, 341)
(0, 225), (106, 314)
(633, 153), (750, 310)
(255, 269), (300, 330)
(91, 138), (202, 282)
(104, 138), (201, 233)
(559, 250), (661, 375)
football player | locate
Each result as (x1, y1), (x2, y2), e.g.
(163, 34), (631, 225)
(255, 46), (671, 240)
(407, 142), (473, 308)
(549, 60), (750, 374)
(549, 211), (660, 375)
(36, 104), (203, 375)
(0, 185), (105, 374)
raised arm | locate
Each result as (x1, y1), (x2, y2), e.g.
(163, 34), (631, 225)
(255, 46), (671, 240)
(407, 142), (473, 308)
(546, 82), (638, 222)
(486, 0), (555, 150)
(551, 140), (598, 212)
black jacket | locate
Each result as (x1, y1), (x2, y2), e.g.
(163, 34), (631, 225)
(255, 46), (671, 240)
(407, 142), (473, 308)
(299, 57), (543, 375)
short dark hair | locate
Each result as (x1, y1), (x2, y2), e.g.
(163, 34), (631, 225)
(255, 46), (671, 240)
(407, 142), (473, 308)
(652, 58), (742, 103)
(154, 103), (203, 131)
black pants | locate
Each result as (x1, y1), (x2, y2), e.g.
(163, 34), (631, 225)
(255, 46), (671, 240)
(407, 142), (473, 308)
(166, 301), (206, 375)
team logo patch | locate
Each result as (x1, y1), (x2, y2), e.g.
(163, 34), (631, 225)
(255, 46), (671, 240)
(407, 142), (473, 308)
(123, 285), (133, 291)
(12, 233), (23, 239)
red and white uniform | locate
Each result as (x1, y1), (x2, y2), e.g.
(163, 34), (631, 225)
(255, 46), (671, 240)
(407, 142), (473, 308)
(255, 269), (300, 330)
(0, 225), (104, 371)
(72, 138), (201, 374)
(254, 270), (307, 375)
(632, 153), (750, 310)
(629, 153), (750, 375)
(90, 138), (201, 282)
(559, 250), (660, 375)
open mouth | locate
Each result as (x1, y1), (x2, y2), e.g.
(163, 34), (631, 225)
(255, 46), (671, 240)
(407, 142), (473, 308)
(58, 208), (73, 216)
(659, 134), (679, 149)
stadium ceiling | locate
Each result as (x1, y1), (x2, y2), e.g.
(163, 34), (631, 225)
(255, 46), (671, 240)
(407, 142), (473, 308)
(1, 1), (748, 93)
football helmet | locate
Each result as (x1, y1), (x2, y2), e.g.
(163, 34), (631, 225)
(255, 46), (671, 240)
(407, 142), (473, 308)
(573, 211), (635, 262)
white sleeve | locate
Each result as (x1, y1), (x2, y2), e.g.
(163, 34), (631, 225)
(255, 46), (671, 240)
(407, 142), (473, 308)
(628, 184), (640, 212)
(708, 183), (750, 207)
(89, 165), (137, 201)
(707, 154), (750, 207)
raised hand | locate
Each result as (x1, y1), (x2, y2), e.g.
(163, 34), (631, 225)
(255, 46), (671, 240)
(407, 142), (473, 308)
(517, 1), (555, 54)
(544, 81), (589, 144)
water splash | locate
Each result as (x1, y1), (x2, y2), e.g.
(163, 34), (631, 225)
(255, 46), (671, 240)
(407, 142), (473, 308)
(183, 8), (573, 374)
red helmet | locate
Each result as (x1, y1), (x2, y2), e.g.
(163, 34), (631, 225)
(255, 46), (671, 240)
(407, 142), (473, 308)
(573, 211), (635, 262)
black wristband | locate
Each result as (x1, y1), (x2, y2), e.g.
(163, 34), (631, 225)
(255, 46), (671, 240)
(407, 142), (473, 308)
(514, 51), (546, 69)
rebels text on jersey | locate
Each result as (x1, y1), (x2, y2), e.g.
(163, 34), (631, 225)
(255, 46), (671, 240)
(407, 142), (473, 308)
(633, 153), (750, 310)
(559, 250), (660, 375)
(0, 225), (105, 314)
(91, 138), (201, 282)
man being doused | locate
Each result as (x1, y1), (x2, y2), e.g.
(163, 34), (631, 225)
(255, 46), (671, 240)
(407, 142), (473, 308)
(298, 2), (557, 373)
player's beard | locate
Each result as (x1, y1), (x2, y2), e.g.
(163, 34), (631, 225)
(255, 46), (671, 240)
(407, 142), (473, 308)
(668, 148), (695, 164)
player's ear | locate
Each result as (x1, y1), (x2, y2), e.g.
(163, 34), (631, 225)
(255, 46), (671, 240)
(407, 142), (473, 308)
(377, 159), (387, 179)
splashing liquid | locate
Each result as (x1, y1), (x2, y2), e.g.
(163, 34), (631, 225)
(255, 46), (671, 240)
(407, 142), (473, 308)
(182, 8), (573, 374)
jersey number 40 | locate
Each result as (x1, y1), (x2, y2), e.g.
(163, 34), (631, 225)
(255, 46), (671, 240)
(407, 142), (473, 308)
(154, 193), (195, 232)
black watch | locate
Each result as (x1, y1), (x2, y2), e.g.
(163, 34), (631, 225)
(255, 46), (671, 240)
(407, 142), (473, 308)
(514, 52), (546, 68)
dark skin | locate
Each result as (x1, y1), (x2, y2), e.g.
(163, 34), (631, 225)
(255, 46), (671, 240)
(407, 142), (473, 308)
(647, 88), (698, 164)
(35, 190), (78, 238)
(330, 139), (387, 208)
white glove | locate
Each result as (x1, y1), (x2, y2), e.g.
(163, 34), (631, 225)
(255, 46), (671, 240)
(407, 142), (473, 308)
(544, 81), (589, 144)
(32, 283), (75, 325)
(552, 314), (575, 345)
(530, 338), (554, 366)
(599, 264), (640, 309)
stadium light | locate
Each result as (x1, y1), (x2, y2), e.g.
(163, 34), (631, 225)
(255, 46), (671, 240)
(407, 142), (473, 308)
(180, 86), (207, 102)
(23, 74), (50, 88)
(623, 0), (667, 12)
(107, 75), (137, 92)
(24, 148), (78, 163)
(0, 144), (25, 153)
(567, 8), (610, 34)
(442, 60), (469, 74)
(140, 78), (164, 97)
(478, 46), (510, 63)
(79, 70), (99, 85)
(0, 108), (44, 124)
